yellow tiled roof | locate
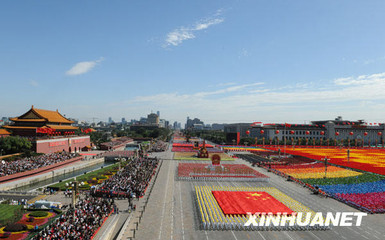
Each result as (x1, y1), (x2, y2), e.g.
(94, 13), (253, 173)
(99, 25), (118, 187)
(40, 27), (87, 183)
(9, 118), (45, 122)
(0, 129), (11, 135)
(46, 125), (78, 130)
(11, 106), (74, 124)
(3, 126), (38, 129)
(33, 108), (74, 123)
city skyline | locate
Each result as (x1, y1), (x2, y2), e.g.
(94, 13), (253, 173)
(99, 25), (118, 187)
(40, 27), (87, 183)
(1, 1), (385, 124)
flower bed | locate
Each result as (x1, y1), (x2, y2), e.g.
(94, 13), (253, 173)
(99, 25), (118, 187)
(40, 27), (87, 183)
(0, 210), (56, 240)
(318, 180), (385, 194)
(263, 147), (385, 175)
(302, 173), (385, 186)
(335, 192), (385, 213)
(266, 155), (385, 213)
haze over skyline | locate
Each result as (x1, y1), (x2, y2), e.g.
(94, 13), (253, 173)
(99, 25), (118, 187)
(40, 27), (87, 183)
(1, 1), (385, 124)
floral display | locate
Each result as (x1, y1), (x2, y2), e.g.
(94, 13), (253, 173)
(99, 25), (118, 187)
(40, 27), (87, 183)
(0, 210), (57, 239)
(268, 156), (385, 213)
(274, 164), (363, 179)
(264, 146), (385, 175)
(335, 192), (385, 213)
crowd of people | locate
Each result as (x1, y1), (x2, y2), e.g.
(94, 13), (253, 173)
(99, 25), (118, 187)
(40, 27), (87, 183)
(31, 197), (112, 240)
(149, 140), (168, 152)
(91, 156), (159, 199)
(0, 152), (79, 177)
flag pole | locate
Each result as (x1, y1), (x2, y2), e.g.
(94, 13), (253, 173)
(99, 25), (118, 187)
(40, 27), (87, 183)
(283, 123), (286, 158)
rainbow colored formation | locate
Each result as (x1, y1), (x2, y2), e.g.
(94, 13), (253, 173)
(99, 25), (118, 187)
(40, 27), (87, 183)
(271, 162), (385, 213)
(264, 147), (385, 175)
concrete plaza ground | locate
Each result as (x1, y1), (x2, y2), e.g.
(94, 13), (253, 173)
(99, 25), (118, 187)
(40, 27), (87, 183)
(129, 147), (385, 240)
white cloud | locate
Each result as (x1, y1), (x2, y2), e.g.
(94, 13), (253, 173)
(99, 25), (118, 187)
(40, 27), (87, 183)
(217, 82), (236, 87)
(66, 57), (104, 76)
(165, 28), (196, 47)
(164, 11), (224, 47)
(128, 72), (385, 123)
(334, 73), (385, 86)
(238, 48), (250, 59)
(29, 80), (38, 87)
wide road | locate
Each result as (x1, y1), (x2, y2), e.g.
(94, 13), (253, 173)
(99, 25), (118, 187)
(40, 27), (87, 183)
(133, 147), (385, 240)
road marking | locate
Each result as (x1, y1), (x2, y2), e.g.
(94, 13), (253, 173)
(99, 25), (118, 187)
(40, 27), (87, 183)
(283, 232), (295, 240)
(309, 232), (322, 240)
(179, 181), (185, 240)
(170, 160), (175, 240)
(158, 159), (171, 240)
(257, 232), (267, 240)
(361, 234), (369, 240)
(231, 231), (239, 240)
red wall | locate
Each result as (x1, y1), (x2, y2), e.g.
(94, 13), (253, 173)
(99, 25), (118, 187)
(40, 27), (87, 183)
(35, 136), (91, 153)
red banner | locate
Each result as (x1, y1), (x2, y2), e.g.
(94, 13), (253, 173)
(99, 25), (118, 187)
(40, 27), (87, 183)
(49, 141), (66, 147)
(212, 191), (295, 215)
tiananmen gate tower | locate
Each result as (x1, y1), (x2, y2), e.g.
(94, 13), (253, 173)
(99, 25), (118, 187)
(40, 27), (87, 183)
(3, 106), (90, 153)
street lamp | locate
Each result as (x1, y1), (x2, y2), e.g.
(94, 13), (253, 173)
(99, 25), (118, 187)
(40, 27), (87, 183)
(323, 156), (330, 178)
(66, 178), (85, 207)
(347, 149), (350, 163)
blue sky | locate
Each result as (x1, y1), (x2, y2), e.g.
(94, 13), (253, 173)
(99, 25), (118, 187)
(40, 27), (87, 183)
(1, 0), (385, 125)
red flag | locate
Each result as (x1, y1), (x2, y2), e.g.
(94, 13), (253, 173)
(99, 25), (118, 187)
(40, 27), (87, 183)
(212, 191), (295, 215)
(285, 123), (291, 128)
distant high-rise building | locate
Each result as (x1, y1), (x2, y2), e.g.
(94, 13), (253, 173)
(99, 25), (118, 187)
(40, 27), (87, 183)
(157, 111), (160, 117)
(108, 117), (112, 123)
(147, 113), (159, 126)
(212, 123), (226, 131)
(185, 117), (204, 129)
(122, 118), (126, 124)
(159, 119), (165, 128)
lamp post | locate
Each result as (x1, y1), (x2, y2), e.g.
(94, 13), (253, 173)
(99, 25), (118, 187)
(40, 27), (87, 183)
(347, 149), (350, 163)
(323, 156), (330, 178)
(66, 178), (85, 208)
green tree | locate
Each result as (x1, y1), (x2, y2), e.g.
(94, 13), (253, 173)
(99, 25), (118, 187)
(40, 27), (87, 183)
(0, 136), (32, 155)
(90, 132), (108, 146)
(239, 137), (255, 145)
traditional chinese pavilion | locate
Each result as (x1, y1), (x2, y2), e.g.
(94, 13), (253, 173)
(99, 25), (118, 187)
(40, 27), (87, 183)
(3, 106), (90, 153)
(4, 105), (78, 137)
(0, 129), (11, 138)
